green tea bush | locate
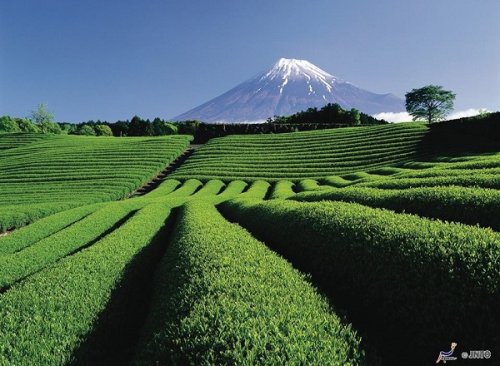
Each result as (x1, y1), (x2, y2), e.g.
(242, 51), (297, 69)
(0, 202), (139, 290)
(292, 185), (500, 230)
(212, 180), (248, 203)
(269, 180), (296, 199)
(134, 201), (364, 365)
(163, 179), (203, 197)
(0, 203), (103, 255)
(296, 179), (329, 191)
(140, 179), (181, 199)
(170, 123), (428, 181)
(220, 199), (500, 363)
(237, 180), (270, 200)
(0, 202), (172, 365)
(0, 134), (191, 230)
(189, 179), (225, 198)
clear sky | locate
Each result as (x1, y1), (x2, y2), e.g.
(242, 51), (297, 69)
(1, 0), (499, 122)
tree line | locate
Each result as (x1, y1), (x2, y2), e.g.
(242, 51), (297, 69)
(0, 103), (387, 141)
(266, 103), (385, 125)
(0, 87), (471, 140)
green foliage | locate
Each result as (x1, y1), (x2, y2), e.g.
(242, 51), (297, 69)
(268, 103), (383, 125)
(152, 118), (178, 135)
(30, 103), (54, 125)
(220, 198), (500, 363)
(405, 85), (456, 123)
(0, 134), (191, 230)
(0, 203), (135, 290)
(29, 104), (61, 134)
(424, 111), (500, 153)
(237, 180), (271, 200)
(0, 203), (102, 255)
(292, 185), (500, 230)
(140, 179), (182, 199)
(269, 180), (296, 199)
(1, 111), (500, 365)
(322, 175), (352, 187)
(296, 179), (331, 192)
(134, 201), (364, 365)
(162, 179), (203, 198)
(129, 115), (154, 136)
(94, 124), (113, 136)
(77, 124), (97, 135)
(0, 116), (21, 133)
(170, 123), (428, 181)
(188, 179), (225, 198)
(40, 121), (62, 134)
(16, 118), (40, 133)
(0, 203), (171, 365)
(210, 180), (248, 203)
(360, 173), (500, 189)
(0, 202), (81, 233)
(349, 108), (361, 125)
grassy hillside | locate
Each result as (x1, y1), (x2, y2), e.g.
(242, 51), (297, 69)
(170, 123), (429, 181)
(0, 134), (191, 231)
(0, 132), (50, 150)
(1, 118), (499, 365)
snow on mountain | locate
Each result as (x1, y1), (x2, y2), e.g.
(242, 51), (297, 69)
(173, 58), (405, 123)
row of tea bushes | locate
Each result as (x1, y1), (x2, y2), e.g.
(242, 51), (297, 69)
(0, 134), (191, 231)
(292, 185), (500, 230)
(220, 198), (500, 363)
(170, 123), (428, 181)
(134, 201), (365, 365)
(0, 203), (172, 365)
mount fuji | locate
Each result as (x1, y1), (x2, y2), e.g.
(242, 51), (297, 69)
(173, 58), (405, 123)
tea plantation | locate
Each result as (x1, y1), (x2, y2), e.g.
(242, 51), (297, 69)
(0, 133), (191, 231)
(0, 119), (499, 365)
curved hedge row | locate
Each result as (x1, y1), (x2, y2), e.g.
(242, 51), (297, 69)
(134, 201), (365, 365)
(292, 185), (500, 230)
(170, 123), (428, 181)
(0, 133), (49, 150)
(0, 202), (172, 365)
(0, 203), (104, 256)
(269, 180), (296, 199)
(220, 199), (500, 364)
(0, 134), (191, 231)
(0, 202), (139, 290)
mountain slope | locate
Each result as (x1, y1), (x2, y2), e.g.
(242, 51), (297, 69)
(173, 58), (405, 123)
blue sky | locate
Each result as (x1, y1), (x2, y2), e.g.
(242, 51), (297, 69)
(1, 0), (499, 122)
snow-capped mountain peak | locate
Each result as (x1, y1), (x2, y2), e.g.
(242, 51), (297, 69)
(173, 58), (405, 123)
(263, 58), (335, 81)
(261, 58), (337, 95)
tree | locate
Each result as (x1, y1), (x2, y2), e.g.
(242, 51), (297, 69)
(94, 124), (113, 136)
(0, 116), (21, 132)
(128, 115), (154, 136)
(111, 121), (129, 136)
(30, 103), (54, 125)
(15, 118), (39, 133)
(30, 104), (61, 134)
(152, 118), (178, 135)
(349, 108), (361, 125)
(39, 121), (62, 134)
(405, 85), (455, 124)
(77, 125), (97, 136)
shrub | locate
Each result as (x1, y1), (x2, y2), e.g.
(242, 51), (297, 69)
(220, 199), (500, 364)
(133, 201), (364, 365)
(0, 203), (172, 365)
